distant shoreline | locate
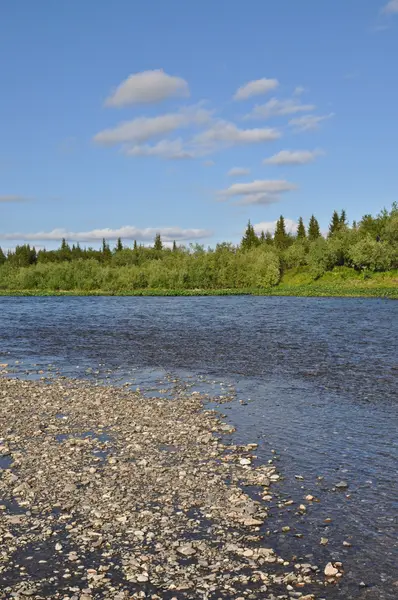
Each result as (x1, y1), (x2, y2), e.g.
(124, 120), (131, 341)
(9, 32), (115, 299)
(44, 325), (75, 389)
(0, 284), (397, 298)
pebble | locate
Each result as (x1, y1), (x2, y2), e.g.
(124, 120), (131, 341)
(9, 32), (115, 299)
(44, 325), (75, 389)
(324, 562), (339, 577)
(335, 481), (349, 490)
(320, 538), (328, 545)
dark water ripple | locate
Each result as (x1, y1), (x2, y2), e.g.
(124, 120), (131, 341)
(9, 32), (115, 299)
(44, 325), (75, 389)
(0, 296), (397, 599)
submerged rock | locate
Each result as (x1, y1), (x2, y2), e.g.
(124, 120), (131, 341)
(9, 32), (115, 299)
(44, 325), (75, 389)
(335, 481), (349, 490)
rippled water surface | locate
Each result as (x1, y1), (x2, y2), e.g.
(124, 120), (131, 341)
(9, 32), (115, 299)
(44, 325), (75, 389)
(1, 296), (397, 599)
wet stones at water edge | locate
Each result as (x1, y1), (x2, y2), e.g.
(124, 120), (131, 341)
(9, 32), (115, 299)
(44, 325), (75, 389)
(0, 377), (342, 599)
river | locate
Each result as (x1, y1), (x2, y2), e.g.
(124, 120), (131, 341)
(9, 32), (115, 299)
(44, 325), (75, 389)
(0, 296), (397, 599)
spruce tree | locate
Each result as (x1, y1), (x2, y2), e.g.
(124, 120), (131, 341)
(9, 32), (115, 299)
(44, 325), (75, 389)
(340, 209), (347, 227)
(59, 239), (71, 262)
(115, 237), (123, 252)
(308, 215), (321, 241)
(265, 231), (273, 245)
(172, 240), (177, 252)
(297, 217), (306, 240)
(260, 231), (266, 243)
(154, 233), (163, 252)
(133, 240), (138, 251)
(329, 210), (341, 236)
(274, 216), (288, 249)
(241, 220), (259, 250)
(30, 246), (37, 265)
(102, 238), (112, 262)
(0, 247), (6, 265)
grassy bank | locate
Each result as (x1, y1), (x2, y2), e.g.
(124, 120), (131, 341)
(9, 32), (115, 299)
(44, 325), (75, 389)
(0, 269), (397, 298)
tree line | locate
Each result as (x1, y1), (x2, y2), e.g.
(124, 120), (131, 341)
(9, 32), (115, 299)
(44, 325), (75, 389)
(0, 205), (397, 291)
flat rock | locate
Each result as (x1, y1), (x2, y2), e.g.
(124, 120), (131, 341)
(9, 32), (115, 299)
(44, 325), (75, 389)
(324, 562), (339, 577)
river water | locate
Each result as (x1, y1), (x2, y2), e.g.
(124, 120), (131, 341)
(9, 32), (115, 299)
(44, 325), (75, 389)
(0, 296), (397, 599)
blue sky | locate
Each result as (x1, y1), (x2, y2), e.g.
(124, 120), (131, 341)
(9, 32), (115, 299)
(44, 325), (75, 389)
(1, 0), (397, 249)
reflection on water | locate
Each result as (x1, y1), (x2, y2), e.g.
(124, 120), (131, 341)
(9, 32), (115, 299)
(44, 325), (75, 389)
(0, 296), (397, 598)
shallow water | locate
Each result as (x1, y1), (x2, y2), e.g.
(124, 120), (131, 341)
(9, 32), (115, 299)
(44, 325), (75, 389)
(0, 296), (397, 598)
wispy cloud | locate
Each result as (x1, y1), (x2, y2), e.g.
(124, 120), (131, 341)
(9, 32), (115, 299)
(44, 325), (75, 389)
(253, 219), (298, 235)
(289, 113), (334, 132)
(192, 120), (281, 152)
(105, 69), (189, 107)
(0, 226), (212, 243)
(264, 149), (323, 165)
(227, 167), (250, 177)
(370, 23), (391, 32)
(233, 78), (279, 101)
(344, 71), (360, 80)
(126, 139), (194, 160)
(293, 86), (306, 96)
(123, 119), (281, 160)
(219, 179), (297, 205)
(382, 0), (398, 14)
(246, 97), (316, 120)
(0, 195), (30, 203)
(94, 106), (212, 146)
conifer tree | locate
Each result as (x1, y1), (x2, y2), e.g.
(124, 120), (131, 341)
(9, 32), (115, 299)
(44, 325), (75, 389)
(101, 238), (112, 262)
(297, 217), (306, 240)
(274, 216), (288, 249)
(340, 209), (347, 227)
(172, 240), (177, 252)
(59, 238), (71, 262)
(0, 247), (6, 265)
(265, 231), (273, 245)
(329, 210), (341, 236)
(133, 240), (138, 251)
(260, 231), (266, 243)
(308, 215), (321, 241)
(115, 238), (123, 252)
(154, 233), (163, 252)
(30, 246), (37, 265)
(241, 220), (259, 250)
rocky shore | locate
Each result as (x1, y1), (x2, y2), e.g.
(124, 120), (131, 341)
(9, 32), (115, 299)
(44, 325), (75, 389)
(0, 377), (341, 599)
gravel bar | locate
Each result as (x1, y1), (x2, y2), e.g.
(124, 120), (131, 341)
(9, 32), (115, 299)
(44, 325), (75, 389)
(0, 377), (340, 599)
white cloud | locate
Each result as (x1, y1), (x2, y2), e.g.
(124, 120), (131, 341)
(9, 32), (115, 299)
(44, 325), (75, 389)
(105, 69), (189, 107)
(246, 97), (316, 120)
(289, 113), (334, 132)
(253, 219), (298, 235)
(235, 194), (282, 206)
(227, 167), (250, 177)
(0, 195), (30, 203)
(383, 0), (398, 13)
(203, 160), (215, 167)
(96, 109), (280, 159)
(293, 86), (306, 96)
(94, 106), (211, 146)
(221, 179), (297, 197)
(129, 120), (281, 160)
(264, 149), (323, 165)
(0, 226), (212, 243)
(127, 139), (194, 160)
(233, 78), (279, 101)
(219, 179), (297, 205)
(192, 120), (280, 153)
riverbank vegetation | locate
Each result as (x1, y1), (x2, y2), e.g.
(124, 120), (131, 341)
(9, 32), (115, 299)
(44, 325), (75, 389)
(1, 205), (397, 297)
